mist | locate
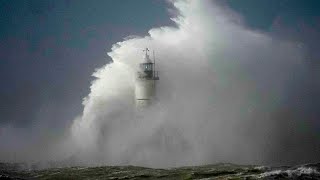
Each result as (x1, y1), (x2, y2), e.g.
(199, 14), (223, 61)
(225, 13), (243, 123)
(69, 0), (311, 167)
(1, 0), (319, 168)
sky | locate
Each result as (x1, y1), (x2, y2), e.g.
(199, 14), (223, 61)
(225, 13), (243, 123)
(0, 0), (172, 128)
(1, 0), (320, 166)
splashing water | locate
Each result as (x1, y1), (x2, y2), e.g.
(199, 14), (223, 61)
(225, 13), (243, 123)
(69, 0), (306, 167)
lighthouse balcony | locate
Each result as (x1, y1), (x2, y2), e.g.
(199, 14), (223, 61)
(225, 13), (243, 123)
(137, 71), (159, 80)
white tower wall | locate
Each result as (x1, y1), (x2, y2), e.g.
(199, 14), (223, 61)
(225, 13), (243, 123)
(135, 79), (155, 108)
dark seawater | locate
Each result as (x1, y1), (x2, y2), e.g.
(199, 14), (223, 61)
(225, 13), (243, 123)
(1, 162), (320, 179)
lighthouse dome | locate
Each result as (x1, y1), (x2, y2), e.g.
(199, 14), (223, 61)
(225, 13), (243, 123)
(143, 52), (152, 63)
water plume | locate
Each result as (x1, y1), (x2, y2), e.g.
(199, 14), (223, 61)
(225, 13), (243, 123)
(68, 0), (309, 168)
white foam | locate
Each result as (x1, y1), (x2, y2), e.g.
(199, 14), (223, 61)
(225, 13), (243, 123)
(68, 0), (307, 167)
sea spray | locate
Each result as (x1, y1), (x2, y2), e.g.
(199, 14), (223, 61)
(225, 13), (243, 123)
(68, 0), (306, 167)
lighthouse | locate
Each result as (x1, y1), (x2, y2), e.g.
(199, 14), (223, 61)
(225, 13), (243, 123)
(135, 48), (159, 108)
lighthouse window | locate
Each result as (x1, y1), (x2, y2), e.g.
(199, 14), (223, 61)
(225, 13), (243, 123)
(141, 63), (153, 71)
(145, 64), (151, 71)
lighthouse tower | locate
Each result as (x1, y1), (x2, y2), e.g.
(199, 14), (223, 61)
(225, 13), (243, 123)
(135, 48), (159, 108)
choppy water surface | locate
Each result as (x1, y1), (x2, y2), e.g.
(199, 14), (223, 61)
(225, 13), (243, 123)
(1, 162), (320, 179)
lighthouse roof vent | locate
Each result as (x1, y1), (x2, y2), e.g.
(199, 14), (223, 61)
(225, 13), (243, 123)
(143, 48), (152, 63)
